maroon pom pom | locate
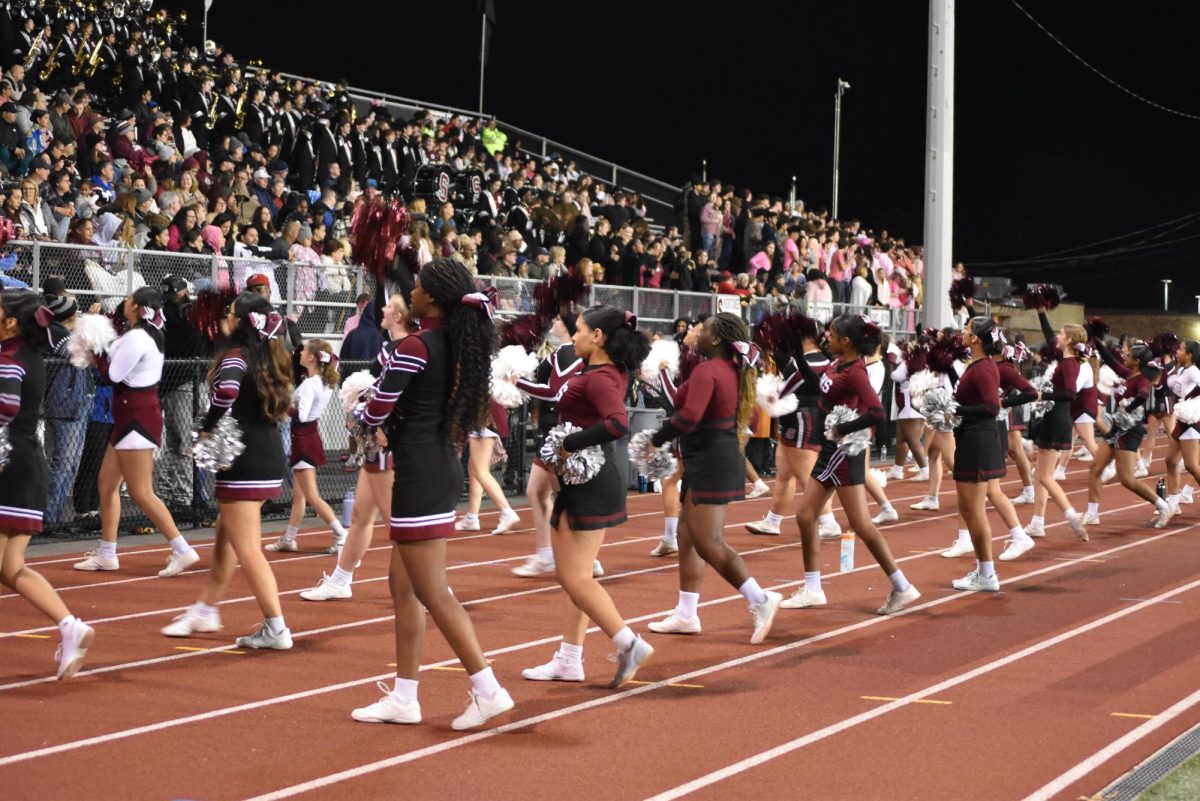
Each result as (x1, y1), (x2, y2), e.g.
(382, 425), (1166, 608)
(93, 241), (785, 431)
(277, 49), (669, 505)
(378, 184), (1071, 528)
(927, 334), (966, 374)
(679, 347), (701, 382)
(1150, 331), (1180, 359)
(107, 304), (129, 337)
(948, 276), (975, 311)
(189, 287), (238, 342)
(901, 340), (929, 374)
(1023, 284), (1061, 311)
(1084, 317), (1109, 341)
(498, 314), (546, 350)
(1038, 342), (1063, 362)
(752, 310), (796, 367)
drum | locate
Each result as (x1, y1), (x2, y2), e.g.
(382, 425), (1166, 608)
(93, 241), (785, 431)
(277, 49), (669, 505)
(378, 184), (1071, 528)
(454, 167), (484, 208)
(413, 164), (453, 204)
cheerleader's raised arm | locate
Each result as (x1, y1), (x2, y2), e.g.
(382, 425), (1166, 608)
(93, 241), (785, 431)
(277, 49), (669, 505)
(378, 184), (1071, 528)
(201, 351), (247, 432)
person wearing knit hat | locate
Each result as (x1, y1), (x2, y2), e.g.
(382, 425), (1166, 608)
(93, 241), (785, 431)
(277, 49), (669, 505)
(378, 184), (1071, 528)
(41, 291), (87, 527)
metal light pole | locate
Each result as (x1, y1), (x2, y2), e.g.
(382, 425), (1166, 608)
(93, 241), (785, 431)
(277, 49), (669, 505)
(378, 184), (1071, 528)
(790, 175), (797, 210)
(832, 78), (850, 220)
(478, 14), (486, 113)
(1193, 295), (1199, 315)
(203, 0), (212, 49)
(922, 0), (955, 330)
(1163, 279), (1172, 311)
(702, 159), (707, 183)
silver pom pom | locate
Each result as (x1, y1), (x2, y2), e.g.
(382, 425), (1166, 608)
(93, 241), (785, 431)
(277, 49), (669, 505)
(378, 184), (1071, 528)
(1109, 403), (1145, 432)
(540, 422), (605, 485)
(0, 426), (11, 473)
(190, 415), (246, 472)
(1029, 374), (1054, 419)
(824, 404), (872, 456)
(919, 387), (962, 433)
(629, 429), (679, 481)
(345, 400), (383, 469)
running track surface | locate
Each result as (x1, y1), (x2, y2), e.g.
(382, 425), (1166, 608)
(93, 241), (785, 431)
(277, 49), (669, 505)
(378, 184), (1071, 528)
(3, 446), (1199, 801)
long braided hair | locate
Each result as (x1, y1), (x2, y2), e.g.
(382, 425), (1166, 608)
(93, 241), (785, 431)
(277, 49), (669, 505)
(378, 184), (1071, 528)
(417, 258), (495, 446)
(709, 312), (758, 447)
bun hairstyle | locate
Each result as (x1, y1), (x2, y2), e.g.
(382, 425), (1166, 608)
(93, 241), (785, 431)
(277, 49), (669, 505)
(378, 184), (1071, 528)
(968, 316), (1005, 356)
(209, 290), (293, 423)
(0, 289), (52, 340)
(709, 312), (759, 447)
(1128, 343), (1163, 380)
(306, 338), (341, 388)
(131, 285), (165, 352)
(829, 313), (882, 358)
(581, 304), (651, 372)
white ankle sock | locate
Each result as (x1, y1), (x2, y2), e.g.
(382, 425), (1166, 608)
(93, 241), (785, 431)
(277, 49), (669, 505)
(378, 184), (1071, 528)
(612, 626), (636, 652)
(393, 677), (419, 701)
(956, 528), (970, 542)
(818, 513), (837, 528)
(738, 577), (768, 605)
(331, 566), (354, 586)
(978, 560), (996, 579)
(765, 510), (783, 526)
(331, 520), (347, 537)
(676, 590), (700, 619)
(98, 540), (117, 558)
(1065, 508), (1079, 519)
(1155, 498), (1170, 512)
(1169, 494), (1180, 506)
(265, 616), (286, 635)
(1031, 515), (1045, 528)
(1087, 503), (1099, 516)
(888, 569), (911, 592)
(464, 513), (479, 522)
(535, 547), (553, 562)
(196, 602), (218, 617)
(468, 666), (501, 701)
(1009, 526), (1026, 539)
(1023, 485), (1034, 495)
(881, 502), (895, 514)
(58, 615), (77, 635)
(558, 641), (584, 665)
(804, 571), (821, 593)
(282, 526), (299, 542)
(170, 537), (191, 555)
(663, 516), (679, 545)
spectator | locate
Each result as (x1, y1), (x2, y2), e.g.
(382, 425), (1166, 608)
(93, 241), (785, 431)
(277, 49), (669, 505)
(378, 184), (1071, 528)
(339, 299), (383, 360)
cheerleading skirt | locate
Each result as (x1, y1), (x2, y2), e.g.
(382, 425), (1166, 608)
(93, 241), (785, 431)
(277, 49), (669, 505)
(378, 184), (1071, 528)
(1007, 406), (1026, 432)
(363, 451), (394, 473)
(110, 385), (162, 450)
(779, 407), (822, 452)
(551, 441), (627, 531)
(1173, 420), (1200, 441)
(1106, 422), (1146, 452)
(953, 418), (1006, 483)
(0, 423), (46, 533)
(215, 418), (285, 501)
(811, 437), (866, 488)
(1035, 402), (1073, 451)
(389, 439), (461, 542)
(680, 428), (744, 505)
(289, 420), (327, 470)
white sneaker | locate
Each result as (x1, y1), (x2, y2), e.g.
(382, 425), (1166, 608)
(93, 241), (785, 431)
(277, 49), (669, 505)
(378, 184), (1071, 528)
(747, 480), (770, 499)
(351, 681), (422, 724)
(73, 551), (118, 571)
(1101, 463), (1117, 483)
(522, 654), (586, 681)
(326, 530), (347, 555)
(1067, 512), (1089, 542)
(818, 522), (842, 540)
(914, 467), (930, 481)
(55, 619), (95, 680)
(592, 560), (604, 578)
(998, 534), (1036, 561)
(1182, 486), (1195, 504)
(749, 591), (783, 644)
(911, 496), (940, 511)
(492, 510), (520, 535)
(301, 573), (353, 601)
(952, 570), (1000, 592)
(451, 688), (515, 730)
(608, 635), (654, 689)
(1072, 446), (1088, 458)
(877, 585), (922, 615)
(158, 548), (200, 578)
(1154, 504), (1175, 529)
(1134, 462), (1149, 479)
(941, 537), (974, 558)
(745, 517), (782, 536)
(780, 585), (827, 609)
(906, 462), (921, 473)
(870, 468), (889, 488)
(1077, 453), (1093, 463)
(455, 516), (481, 532)
(1025, 520), (1046, 538)
(265, 538), (298, 552)
(1011, 490), (1035, 505)
(650, 539), (679, 557)
(1053, 466), (1067, 481)
(1083, 512), (1100, 526)
(512, 556), (555, 577)
(235, 622), (294, 650)
(886, 465), (906, 480)
(648, 612), (702, 635)
(161, 605), (223, 637)
(872, 507), (899, 525)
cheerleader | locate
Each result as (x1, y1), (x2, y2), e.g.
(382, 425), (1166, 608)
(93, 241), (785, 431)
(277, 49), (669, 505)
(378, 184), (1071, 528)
(1055, 349), (1099, 480)
(265, 339), (348, 554)
(911, 350), (962, 512)
(1084, 340), (1172, 527)
(456, 400), (521, 534)
(644, 313), (783, 641)
(1164, 340), (1200, 512)
(1027, 310), (1089, 540)
(73, 287), (199, 577)
(302, 294), (410, 601)
(1004, 340), (1038, 505)
(1141, 347), (1177, 478)
(886, 339), (930, 483)
(349, 259), (514, 730)
(864, 339), (901, 525)
(781, 314), (921, 614)
(162, 292), (295, 649)
(0, 290), (94, 678)
(521, 305), (655, 688)
(647, 321), (697, 557)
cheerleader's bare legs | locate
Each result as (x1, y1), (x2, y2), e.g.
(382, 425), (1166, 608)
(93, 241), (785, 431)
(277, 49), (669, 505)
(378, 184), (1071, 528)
(912, 430), (954, 511)
(1008, 427), (1036, 503)
(744, 457), (769, 498)
(952, 479), (1003, 590)
(281, 466), (345, 553)
(301, 465), (393, 601)
(747, 445), (818, 535)
(1029, 447), (1087, 541)
(866, 465), (899, 524)
(895, 418), (929, 477)
(1087, 443), (1169, 527)
(512, 462), (604, 577)
(199, 501), (285, 617)
(1142, 413), (1171, 475)
(1166, 439), (1200, 510)
(944, 476), (1035, 561)
(458, 435), (519, 534)
(650, 463), (684, 556)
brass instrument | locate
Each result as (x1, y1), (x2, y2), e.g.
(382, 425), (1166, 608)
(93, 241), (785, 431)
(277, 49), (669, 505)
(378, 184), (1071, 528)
(147, 45), (160, 63)
(234, 83), (249, 129)
(70, 33), (89, 75)
(22, 29), (46, 72)
(83, 36), (103, 78)
(38, 38), (62, 81)
(203, 39), (216, 57)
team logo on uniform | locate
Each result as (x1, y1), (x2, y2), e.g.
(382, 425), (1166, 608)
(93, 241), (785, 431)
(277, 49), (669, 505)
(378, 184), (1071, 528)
(819, 374), (834, 393)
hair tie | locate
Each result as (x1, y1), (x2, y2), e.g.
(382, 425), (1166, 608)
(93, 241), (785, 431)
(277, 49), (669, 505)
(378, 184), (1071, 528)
(248, 310), (284, 340)
(993, 328), (1008, 346)
(33, 306), (54, 328)
(731, 340), (761, 368)
(860, 314), (881, 338)
(139, 305), (165, 330)
(624, 311), (637, 330)
(461, 286), (498, 320)
(317, 350), (331, 365)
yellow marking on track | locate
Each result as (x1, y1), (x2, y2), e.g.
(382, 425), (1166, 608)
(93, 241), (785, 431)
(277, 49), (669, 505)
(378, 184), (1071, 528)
(861, 695), (952, 706)
(432, 666), (467, 673)
(626, 679), (704, 689)
(12, 633), (50, 639)
(173, 646), (245, 655)
(1110, 712), (1155, 719)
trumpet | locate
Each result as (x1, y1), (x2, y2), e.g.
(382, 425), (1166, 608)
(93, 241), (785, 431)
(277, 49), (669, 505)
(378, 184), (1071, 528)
(22, 29), (45, 72)
(38, 38), (62, 81)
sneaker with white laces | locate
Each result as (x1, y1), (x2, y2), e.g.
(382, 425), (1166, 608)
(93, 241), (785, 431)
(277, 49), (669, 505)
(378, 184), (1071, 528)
(235, 622), (294, 650)
(870, 468), (889, 488)
(351, 681), (422, 724)
(1101, 463), (1118, 483)
(158, 548), (200, 578)
(1134, 462), (1149, 478)
(941, 537), (975, 558)
(648, 612), (702, 635)
(886, 464), (906, 480)
(161, 605), (223, 637)
(1011, 490), (1036, 505)
(492, 510), (521, 535)
(818, 522), (842, 540)
(592, 560), (605, 578)
(746, 480), (770, 499)
(999, 534), (1036, 561)
(872, 507), (899, 525)
(73, 551), (118, 571)
(749, 591), (783, 644)
(1067, 512), (1089, 541)
(55, 619), (95, 680)
(1053, 466), (1067, 481)
(512, 556), (555, 577)
(1025, 520), (1046, 538)
(454, 516), (481, 532)
(607, 635), (654, 689)
(649, 539), (678, 557)
(780, 585), (828, 609)
(911, 496), (940, 511)
(265, 538), (298, 553)
(1083, 512), (1101, 526)
(301, 573), (353, 601)
(326, 530), (347, 555)
(952, 570), (1000, 592)
(522, 654), (586, 681)
(745, 517), (782, 536)
(876, 585), (922, 615)
(1154, 504), (1175, 529)
(451, 688), (515, 730)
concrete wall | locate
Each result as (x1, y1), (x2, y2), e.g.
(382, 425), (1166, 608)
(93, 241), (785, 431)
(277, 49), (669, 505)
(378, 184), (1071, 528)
(1085, 309), (1200, 341)
(986, 302), (1085, 345)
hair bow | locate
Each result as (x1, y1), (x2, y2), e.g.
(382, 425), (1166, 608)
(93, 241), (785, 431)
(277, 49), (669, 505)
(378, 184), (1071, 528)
(624, 311), (637, 330)
(860, 314), (881, 337)
(139, 305), (165, 330)
(731, 340), (761, 368)
(993, 328), (1008, 346)
(317, 350), (332, 365)
(248, 310), (284, 340)
(33, 305), (54, 328)
(461, 285), (498, 320)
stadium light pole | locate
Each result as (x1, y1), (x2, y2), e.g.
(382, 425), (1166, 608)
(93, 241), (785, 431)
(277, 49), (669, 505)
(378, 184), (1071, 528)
(202, 0), (212, 49)
(922, 0), (955, 330)
(1163, 279), (1172, 311)
(478, 15), (486, 113)
(832, 78), (850, 220)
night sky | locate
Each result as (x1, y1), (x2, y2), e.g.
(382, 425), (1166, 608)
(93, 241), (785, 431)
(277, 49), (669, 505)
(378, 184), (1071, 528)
(174, 0), (1200, 311)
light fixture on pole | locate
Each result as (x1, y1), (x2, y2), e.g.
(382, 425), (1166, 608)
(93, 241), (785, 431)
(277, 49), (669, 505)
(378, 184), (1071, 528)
(702, 159), (707, 183)
(203, 0), (212, 49)
(1194, 295), (1199, 315)
(832, 78), (850, 220)
(1163, 279), (1172, 311)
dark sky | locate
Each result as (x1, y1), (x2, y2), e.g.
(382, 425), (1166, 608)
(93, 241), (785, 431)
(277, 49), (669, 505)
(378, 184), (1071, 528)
(179, 0), (1200, 310)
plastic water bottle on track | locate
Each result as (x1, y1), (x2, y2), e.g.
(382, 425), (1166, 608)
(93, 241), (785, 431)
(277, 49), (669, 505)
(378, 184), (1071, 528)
(343, 491), (355, 528)
(839, 531), (855, 573)
(1157, 478), (1167, 500)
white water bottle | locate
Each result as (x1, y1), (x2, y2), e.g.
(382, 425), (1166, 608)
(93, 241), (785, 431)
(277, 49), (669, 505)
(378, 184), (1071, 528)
(839, 531), (855, 573)
(342, 491), (355, 528)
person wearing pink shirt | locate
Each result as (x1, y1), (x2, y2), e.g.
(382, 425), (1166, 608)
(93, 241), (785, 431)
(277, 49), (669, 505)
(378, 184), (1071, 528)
(748, 241), (775, 277)
(783, 226), (802, 272)
(699, 194), (722, 259)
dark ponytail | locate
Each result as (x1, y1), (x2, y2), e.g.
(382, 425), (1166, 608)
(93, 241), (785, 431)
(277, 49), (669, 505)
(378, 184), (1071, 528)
(1129, 343), (1163, 380)
(830, 313), (882, 358)
(131, 285), (165, 352)
(581, 304), (650, 372)
(969, 315), (1004, 356)
(0, 289), (50, 340)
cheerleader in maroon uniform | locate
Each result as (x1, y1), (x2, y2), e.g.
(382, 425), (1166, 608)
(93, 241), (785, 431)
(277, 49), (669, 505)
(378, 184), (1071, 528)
(1163, 341), (1200, 512)
(266, 339), (348, 554)
(302, 294), (410, 601)
(1002, 341), (1038, 505)
(162, 292), (294, 648)
(350, 260), (514, 730)
(780, 314), (921, 615)
(644, 313), (783, 641)
(457, 399), (521, 534)
(74, 287), (198, 578)
(522, 305), (655, 689)
(648, 319), (700, 556)
(1057, 350), (1099, 479)
(1085, 340), (1172, 527)
(0, 290), (94, 678)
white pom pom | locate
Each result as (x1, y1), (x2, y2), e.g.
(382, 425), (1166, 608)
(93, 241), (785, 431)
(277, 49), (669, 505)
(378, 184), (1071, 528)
(490, 345), (539, 409)
(1176, 397), (1200, 426)
(755, 373), (799, 418)
(1097, 365), (1124, 396)
(67, 314), (117, 369)
(907, 368), (940, 407)
(639, 339), (681, 387)
(491, 377), (525, 409)
(339, 370), (376, 413)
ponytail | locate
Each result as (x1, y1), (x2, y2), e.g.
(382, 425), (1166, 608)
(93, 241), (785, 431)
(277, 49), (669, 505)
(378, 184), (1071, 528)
(581, 304), (651, 372)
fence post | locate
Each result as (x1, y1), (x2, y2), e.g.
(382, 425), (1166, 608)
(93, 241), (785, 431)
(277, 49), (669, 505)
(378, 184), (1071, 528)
(31, 240), (40, 291)
(211, 252), (219, 288)
(125, 248), (135, 293)
(190, 359), (201, 529)
(540, 139), (546, 159)
(354, 264), (364, 297)
(672, 291), (679, 321)
(285, 260), (295, 320)
(611, 164), (618, 186)
(632, 287), (640, 322)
